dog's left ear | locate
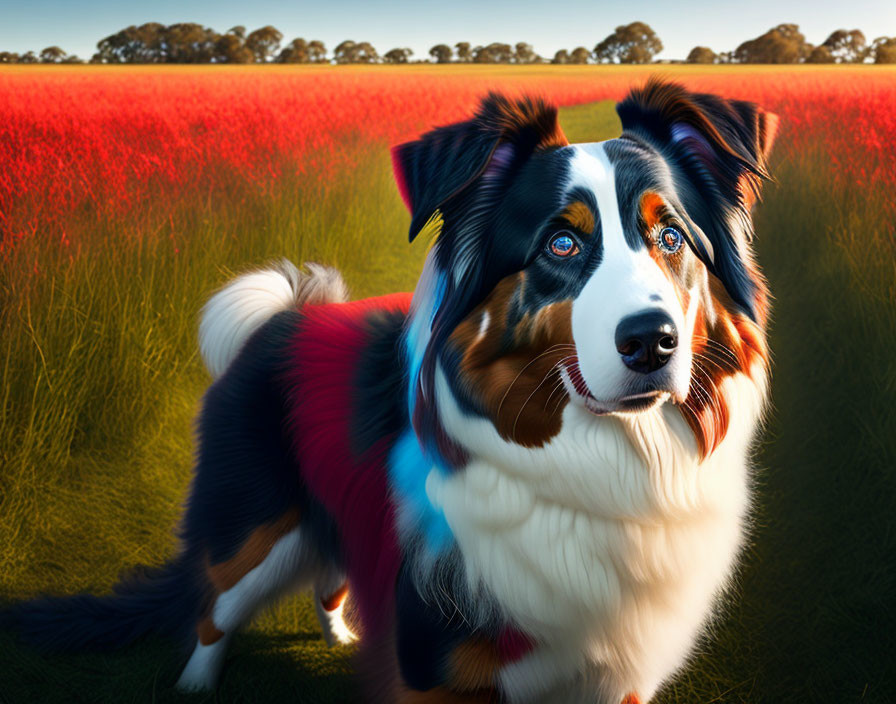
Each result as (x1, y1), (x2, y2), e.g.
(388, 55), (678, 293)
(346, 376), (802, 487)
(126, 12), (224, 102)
(617, 78), (778, 213)
(392, 92), (568, 242)
(617, 79), (779, 320)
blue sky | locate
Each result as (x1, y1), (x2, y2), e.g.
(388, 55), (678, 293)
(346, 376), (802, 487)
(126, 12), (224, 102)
(1, 0), (893, 60)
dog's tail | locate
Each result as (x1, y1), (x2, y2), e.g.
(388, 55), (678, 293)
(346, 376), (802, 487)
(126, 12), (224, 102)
(199, 260), (348, 378)
(2, 555), (207, 652)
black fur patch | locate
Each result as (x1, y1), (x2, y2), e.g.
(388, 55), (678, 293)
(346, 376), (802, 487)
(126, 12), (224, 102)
(188, 310), (341, 566)
(351, 308), (410, 458)
(394, 560), (483, 691)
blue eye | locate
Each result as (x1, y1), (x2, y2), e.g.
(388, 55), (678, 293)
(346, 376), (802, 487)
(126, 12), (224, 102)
(658, 227), (684, 254)
(548, 232), (579, 258)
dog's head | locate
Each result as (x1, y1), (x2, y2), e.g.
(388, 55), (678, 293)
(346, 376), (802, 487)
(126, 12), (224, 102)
(394, 80), (777, 464)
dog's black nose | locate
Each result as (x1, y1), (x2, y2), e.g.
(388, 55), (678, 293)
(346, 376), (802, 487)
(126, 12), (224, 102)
(615, 310), (678, 374)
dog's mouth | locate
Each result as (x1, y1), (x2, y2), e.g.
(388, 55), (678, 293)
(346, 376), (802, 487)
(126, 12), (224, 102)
(560, 361), (672, 416)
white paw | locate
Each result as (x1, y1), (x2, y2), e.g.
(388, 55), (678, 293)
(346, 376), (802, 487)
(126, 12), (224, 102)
(176, 638), (227, 691)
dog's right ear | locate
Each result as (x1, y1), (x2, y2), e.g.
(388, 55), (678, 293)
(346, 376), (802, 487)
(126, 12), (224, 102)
(392, 93), (568, 242)
(394, 95), (567, 471)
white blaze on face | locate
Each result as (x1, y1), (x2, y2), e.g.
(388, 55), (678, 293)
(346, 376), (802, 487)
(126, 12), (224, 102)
(568, 143), (692, 404)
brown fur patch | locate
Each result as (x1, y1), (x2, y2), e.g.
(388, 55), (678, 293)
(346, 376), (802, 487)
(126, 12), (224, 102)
(479, 93), (569, 153)
(682, 274), (769, 457)
(358, 627), (502, 703)
(197, 616), (225, 645)
(638, 192), (688, 281)
(398, 686), (498, 703)
(561, 201), (595, 234)
(448, 639), (502, 692)
(450, 273), (574, 447)
(639, 191), (665, 231)
(321, 583), (349, 612)
(205, 509), (301, 592)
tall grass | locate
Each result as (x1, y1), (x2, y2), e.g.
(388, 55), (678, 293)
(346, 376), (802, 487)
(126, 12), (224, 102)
(0, 137), (426, 589)
(1, 84), (894, 703)
(0, 135), (428, 702)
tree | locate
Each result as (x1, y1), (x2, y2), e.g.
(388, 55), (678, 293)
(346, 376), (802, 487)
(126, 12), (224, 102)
(734, 24), (809, 63)
(455, 42), (472, 62)
(278, 38), (310, 63)
(333, 40), (358, 63)
(552, 49), (569, 64)
(333, 40), (378, 63)
(94, 23), (165, 63)
(781, 22), (814, 60)
(806, 45), (835, 63)
(871, 36), (896, 63)
(39, 46), (67, 63)
(513, 42), (537, 63)
(164, 23), (217, 63)
(215, 31), (254, 63)
(594, 21), (663, 64)
(472, 43), (513, 63)
(0, 52), (20, 63)
(19, 51), (38, 63)
(822, 29), (867, 63)
(354, 41), (379, 63)
(308, 40), (327, 63)
(569, 46), (591, 64)
(227, 26), (246, 40)
(429, 44), (452, 63)
(383, 47), (413, 63)
(130, 22), (166, 61)
(245, 25), (283, 63)
(686, 46), (717, 64)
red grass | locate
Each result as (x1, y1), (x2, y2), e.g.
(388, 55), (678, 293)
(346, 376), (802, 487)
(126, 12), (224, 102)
(1, 66), (894, 247)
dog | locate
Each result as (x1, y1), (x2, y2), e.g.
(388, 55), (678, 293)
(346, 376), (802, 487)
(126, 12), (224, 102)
(7, 79), (777, 703)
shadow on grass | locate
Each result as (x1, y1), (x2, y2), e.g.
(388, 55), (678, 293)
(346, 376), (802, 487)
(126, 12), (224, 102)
(0, 617), (358, 703)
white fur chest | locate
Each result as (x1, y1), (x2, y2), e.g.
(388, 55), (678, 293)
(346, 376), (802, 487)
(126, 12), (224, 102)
(427, 371), (765, 702)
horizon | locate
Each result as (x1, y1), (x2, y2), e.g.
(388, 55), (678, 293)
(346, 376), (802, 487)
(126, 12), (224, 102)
(1, 0), (894, 61)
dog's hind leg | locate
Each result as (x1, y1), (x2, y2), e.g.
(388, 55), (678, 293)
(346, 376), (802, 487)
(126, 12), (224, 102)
(177, 509), (312, 691)
(313, 568), (357, 647)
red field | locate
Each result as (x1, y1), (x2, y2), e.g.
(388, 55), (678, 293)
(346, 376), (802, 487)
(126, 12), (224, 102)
(2, 65), (894, 249)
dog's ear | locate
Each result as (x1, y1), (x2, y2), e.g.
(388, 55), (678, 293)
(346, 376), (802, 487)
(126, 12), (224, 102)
(392, 92), (568, 242)
(617, 78), (778, 212)
(617, 79), (779, 320)
(395, 95), (567, 469)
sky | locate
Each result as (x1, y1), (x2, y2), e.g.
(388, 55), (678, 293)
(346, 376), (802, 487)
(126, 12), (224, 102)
(1, 0), (894, 61)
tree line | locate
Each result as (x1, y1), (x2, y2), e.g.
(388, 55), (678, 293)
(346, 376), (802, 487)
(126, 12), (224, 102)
(687, 25), (895, 64)
(1, 21), (894, 65)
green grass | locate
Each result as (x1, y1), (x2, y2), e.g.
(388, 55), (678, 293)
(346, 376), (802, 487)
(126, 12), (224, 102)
(1, 99), (894, 703)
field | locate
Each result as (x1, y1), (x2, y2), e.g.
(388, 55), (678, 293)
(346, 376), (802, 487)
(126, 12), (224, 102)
(1, 64), (894, 703)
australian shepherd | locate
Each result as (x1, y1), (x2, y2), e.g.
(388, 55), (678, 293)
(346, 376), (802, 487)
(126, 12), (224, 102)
(8, 79), (778, 703)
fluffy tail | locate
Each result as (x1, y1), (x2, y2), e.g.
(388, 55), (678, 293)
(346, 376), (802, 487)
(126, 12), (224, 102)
(2, 557), (207, 652)
(199, 260), (348, 378)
